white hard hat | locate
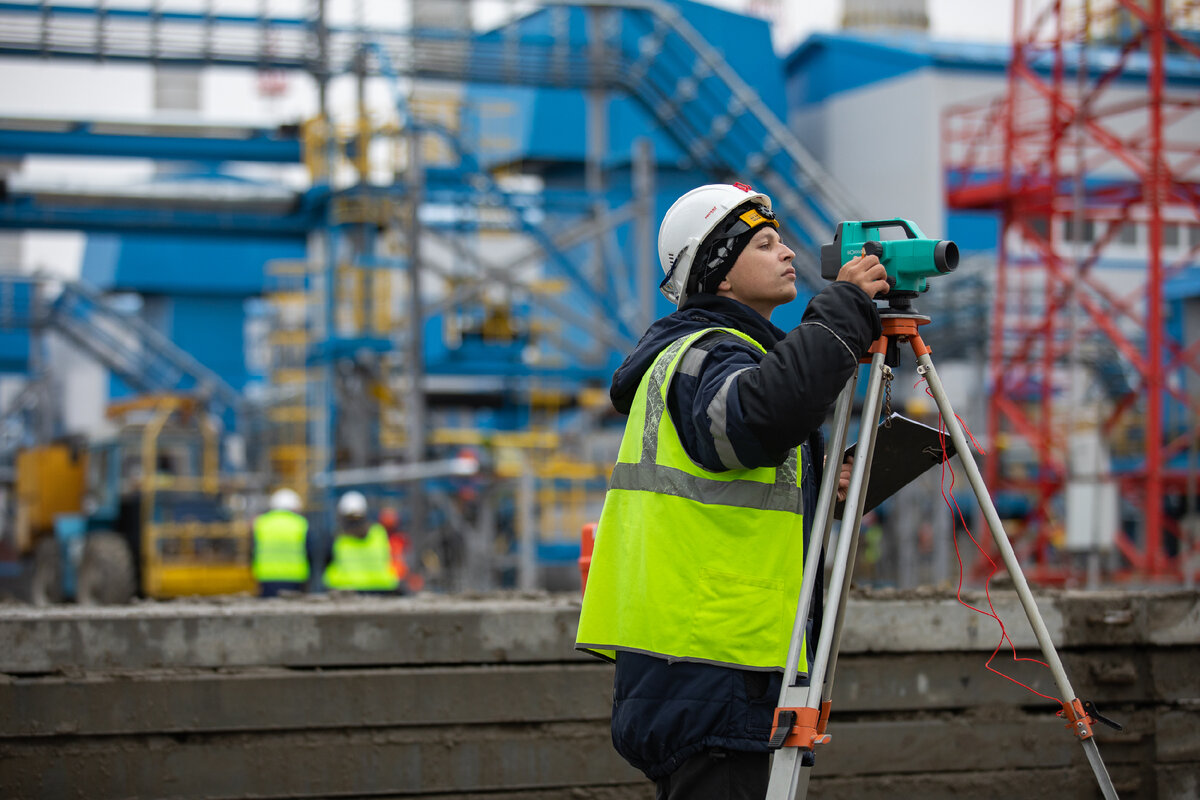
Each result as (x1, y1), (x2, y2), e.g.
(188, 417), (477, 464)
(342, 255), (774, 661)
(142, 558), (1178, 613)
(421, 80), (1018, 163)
(337, 491), (368, 518)
(269, 488), (302, 512)
(657, 182), (774, 308)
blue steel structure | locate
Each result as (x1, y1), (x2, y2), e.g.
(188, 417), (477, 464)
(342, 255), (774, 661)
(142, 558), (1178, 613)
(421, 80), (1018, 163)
(0, 0), (863, 584)
(0, 0), (858, 261)
(0, 116), (302, 163)
(0, 276), (244, 426)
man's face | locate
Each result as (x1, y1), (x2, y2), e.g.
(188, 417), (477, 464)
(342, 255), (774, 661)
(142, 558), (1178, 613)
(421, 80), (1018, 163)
(716, 227), (797, 318)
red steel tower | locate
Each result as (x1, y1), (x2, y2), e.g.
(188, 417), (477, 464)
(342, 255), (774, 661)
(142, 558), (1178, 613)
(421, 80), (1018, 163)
(943, 1), (1200, 584)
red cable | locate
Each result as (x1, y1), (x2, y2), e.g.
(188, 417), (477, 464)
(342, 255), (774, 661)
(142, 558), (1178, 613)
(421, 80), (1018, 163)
(922, 382), (1059, 704)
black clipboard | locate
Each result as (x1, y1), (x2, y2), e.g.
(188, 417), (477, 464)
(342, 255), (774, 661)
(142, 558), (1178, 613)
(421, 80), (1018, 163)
(833, 413), (952, 520)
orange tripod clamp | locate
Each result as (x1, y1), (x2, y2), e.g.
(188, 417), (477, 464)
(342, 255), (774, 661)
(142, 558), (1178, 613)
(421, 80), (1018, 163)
(1060, 697), (1123, 741)
(768, 706), (832, 751)
(1061, 698), (1096, 740)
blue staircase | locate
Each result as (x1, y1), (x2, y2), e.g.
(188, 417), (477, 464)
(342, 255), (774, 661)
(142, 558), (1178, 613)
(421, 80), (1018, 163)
(0, 274), (244, 455)
(49, 280), (244, 427)
(603, 4), (860, 264)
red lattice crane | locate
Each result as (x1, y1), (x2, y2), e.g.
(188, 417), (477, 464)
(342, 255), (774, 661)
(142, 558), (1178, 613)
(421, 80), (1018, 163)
(943, 0), (1200, 585)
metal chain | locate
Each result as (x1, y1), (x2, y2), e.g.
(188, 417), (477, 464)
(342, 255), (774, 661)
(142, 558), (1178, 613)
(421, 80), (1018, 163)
(881, 364), (894, 425)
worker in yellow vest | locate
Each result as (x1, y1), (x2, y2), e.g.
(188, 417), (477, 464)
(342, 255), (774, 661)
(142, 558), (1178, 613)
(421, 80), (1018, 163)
(576, 183), (888, 798)
(252, 488), (311, 597)
(323, 491), (400, 594)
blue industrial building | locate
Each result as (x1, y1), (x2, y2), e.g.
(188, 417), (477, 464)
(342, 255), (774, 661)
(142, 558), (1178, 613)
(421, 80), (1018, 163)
(0, 0), (844, 408)
(0, 0), (866, 591)
(0, 0), (1194, 589)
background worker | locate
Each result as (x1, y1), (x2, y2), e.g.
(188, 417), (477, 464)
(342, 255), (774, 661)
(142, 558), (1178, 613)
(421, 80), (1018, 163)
(251, 488), (311, 597)
(378, 505), (421, 593)
(323, 491), (401, 594)
(576, 183), (889, 799)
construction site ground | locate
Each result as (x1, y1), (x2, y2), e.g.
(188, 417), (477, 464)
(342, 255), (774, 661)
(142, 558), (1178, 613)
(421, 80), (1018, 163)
(1, 587), (1197, 799)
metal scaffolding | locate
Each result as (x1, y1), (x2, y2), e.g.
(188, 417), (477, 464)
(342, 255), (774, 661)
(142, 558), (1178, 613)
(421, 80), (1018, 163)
(944, 0), (1200, 585)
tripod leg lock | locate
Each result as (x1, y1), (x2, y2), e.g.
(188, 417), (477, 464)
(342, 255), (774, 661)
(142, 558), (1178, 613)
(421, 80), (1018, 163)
(768, 706), (832, 751)
(1059, 697), (1124, 741)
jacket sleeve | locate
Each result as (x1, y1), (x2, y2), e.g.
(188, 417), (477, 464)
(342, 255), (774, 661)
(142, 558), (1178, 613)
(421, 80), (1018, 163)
(670, 282), (881, 471)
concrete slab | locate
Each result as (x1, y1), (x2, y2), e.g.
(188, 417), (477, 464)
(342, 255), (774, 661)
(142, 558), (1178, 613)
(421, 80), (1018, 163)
(830, 649), (1196, 712)
(0, 722), (643, 800)
(1055, 590), (1200, 647)
(810, 764), (1149, 800)
(811, 710), (1146, 777)
(0, 664), (615, 737)
(839, 592), (1062, 652)
(1, 590), (1195, 800)
(0, 594), (589, 674)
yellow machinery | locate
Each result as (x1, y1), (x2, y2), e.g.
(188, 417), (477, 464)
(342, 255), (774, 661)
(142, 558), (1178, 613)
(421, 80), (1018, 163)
(18, 394), (254, 604)
(15, 441), (87, 555)
(15, 440), (88, 603)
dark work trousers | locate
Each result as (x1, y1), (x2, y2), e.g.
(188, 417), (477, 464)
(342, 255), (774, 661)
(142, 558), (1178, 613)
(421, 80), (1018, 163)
(257, 581), (306, 598)
(654, 748), (769, 800)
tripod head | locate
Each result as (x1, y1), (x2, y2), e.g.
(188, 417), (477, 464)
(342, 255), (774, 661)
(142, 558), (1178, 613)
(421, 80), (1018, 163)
(873, 283), (934, 367)
(876, 288), (928, 319)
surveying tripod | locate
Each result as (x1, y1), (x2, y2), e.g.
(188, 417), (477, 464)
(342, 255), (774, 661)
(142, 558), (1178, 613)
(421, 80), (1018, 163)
(764, 298), (1122, 800)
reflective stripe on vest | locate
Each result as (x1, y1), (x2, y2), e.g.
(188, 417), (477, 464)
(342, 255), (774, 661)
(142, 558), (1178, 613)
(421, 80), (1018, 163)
(323, 523), (400, 591)
(575, 327), (807, 672)
(252, 509), (310, 583)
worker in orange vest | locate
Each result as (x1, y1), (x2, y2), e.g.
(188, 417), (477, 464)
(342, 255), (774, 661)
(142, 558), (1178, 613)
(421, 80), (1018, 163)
(379, 505), (422, 593)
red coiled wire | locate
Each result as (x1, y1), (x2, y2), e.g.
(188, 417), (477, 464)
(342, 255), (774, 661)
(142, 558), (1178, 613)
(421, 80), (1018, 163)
(922, 380), (1059, 704)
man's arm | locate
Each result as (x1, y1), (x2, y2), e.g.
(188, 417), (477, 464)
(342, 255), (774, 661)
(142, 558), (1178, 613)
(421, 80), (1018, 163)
(671, 282), (881, 472)
(738, 282), (881, 463)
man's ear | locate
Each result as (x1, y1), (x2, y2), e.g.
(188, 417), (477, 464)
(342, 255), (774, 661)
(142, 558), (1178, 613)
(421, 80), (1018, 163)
(717, 277), (733, 292)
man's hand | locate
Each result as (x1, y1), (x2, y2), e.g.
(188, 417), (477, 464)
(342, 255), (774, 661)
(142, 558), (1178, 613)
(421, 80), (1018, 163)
(837, 252), (890, 299)
(837, 457), (854, 502)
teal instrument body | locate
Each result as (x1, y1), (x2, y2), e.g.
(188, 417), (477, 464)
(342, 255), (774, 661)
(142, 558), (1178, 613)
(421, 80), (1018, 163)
(820, 219), (959, 294)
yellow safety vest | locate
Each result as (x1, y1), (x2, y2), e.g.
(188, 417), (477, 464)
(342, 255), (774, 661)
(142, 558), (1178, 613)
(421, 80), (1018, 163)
(323, 523), (399, 592)
(252, 509), (310, 583)
(576, 327), (807, 672)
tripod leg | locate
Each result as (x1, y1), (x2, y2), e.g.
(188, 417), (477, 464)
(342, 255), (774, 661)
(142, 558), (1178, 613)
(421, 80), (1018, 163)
(816, 361), (891, 705)
(805, 353), (887, 707)
(776, 371), (859, 697)
(767, 355), (888, 800)
(916, 353), (1120, 800)
(766, 371), (857, 800)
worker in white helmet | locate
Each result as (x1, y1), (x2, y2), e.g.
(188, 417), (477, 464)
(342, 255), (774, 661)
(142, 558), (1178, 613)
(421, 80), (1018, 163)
(576, 183), (888, 797)
(252, 488), (311, 597)
(322, 491), (400, 594)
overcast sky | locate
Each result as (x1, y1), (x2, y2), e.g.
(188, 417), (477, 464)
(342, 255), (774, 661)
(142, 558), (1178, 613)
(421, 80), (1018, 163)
(706, 0), (1015, 51)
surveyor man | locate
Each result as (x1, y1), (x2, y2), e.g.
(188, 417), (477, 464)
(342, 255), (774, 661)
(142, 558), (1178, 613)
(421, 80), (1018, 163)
(576, 183), (888, 798)
(323, 491), (401, 593)
(251, 488), (311, 597)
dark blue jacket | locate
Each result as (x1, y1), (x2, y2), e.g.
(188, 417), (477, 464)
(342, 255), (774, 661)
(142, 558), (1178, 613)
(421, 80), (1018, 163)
(606, 284), (880, 780)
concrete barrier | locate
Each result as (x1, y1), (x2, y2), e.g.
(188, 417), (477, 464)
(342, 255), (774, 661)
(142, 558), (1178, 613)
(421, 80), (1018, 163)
(1, 589), (1196, 799)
